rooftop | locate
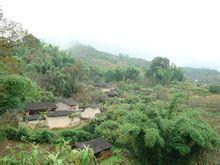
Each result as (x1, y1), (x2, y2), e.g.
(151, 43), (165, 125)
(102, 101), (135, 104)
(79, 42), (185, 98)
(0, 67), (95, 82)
(62, 98), (78, 106)
(26, 102), (56, 111)
(26, 114), (40, 121)
(74, 137), (111, 154)
(47, 110), (74, 117)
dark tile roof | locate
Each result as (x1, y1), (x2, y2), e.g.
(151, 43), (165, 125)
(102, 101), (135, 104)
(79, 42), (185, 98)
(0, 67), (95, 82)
(26, 102), (56, 111)
(93, 83), (109, 88)
(107, 91), (119, 97)
(62, 98), (78, 106)
(74, 137), (111, 154)
(47, 110), (74, 117)
(26, 115), (39, 121)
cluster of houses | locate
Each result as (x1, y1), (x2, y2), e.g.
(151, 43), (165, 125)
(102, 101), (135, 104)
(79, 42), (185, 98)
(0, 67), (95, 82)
(25, 98), (102, 128)
(25, 99), (112, 159)
(94, 83), (119, 98)
(23, 84), (118, 159)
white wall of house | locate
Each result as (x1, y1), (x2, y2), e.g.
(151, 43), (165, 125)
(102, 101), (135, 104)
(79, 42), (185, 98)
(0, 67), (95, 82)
(80, 108), (101, 120)
(101, 88), (111, 92)
(27, 120), (47, 128)
(27, 120), (39, 127)
(55, 102), (79, 111)
(46, 116), (80, 128)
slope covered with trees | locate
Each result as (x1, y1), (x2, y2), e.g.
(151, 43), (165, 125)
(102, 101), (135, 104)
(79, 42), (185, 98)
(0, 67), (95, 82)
(68, 44), (150, 70)
(182, 67), (220, 84)
(68, 44), (220, 84)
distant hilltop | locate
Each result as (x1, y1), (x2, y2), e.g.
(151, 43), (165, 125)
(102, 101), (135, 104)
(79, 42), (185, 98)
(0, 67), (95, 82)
(67, 44), (220, 84)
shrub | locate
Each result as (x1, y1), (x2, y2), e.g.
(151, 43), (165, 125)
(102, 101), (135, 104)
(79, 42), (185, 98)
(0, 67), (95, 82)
(60, 129), (94, 143)
(81, 117), (107, 134)
(31, 130), (53, 143)
(0, 128), (6, 141)
(94, 120), (119, 143)
(209, 84), (220, 94)
(4, 126), (31, 142)
(4, 126), (20, 141)
(0, 143), (96, 164)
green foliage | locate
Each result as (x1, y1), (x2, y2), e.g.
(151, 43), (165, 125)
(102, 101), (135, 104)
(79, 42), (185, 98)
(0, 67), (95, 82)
(81, 117), (107, 134)
(3, 126), (30, 141)
(91, 93), (219, 164)
(209, 84), (220, 94)
(183, 67), (220, 84)
(164, 111), (219, 164)
(91, 90), (107, 103)
(95, 120), (119, 143)
(105, 67), (140, 82)
(0, 75), (40, 113)
(60, 129), (94, 143)
(10, 36), (85, 97)
(4, 126), (20, 141)
(31, 130), (53, 143)
(0, 75), (55, 114)
(148, 57), (184, 83)
(68, 44), (150, 70)
(3, 126), (53, 143)
(0, 142), (96, 164)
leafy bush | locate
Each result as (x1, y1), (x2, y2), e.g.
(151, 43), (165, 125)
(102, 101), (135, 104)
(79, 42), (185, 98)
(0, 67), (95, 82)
(94, 120), (119, 143)
(4, 126), (20, 141)
(4, 126), (31, 141)
(81, 116), (107, 133)
(31, 130), (53, 143)
(209, 84), (220, 94)
(95, 94), (220, 164)
(60, 129), (94, 143)
(0, 128), (6, 141)
(0, 142), (96, 164)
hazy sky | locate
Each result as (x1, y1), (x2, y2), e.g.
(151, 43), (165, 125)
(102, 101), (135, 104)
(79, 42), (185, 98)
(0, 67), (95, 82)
(2, 0), (220, 70)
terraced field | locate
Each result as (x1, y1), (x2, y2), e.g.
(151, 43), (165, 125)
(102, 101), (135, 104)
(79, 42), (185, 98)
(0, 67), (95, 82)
(188, 94), (220, 134)
(189, 94), (220, 161)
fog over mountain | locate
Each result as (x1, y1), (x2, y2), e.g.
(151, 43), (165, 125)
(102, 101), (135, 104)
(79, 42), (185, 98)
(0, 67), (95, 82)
(2, 0), (220, 70)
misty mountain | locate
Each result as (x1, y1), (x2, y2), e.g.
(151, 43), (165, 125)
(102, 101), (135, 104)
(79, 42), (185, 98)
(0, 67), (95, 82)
(182, 67), (220, 84)
(67, 44), (150, 70)
(67, 44), (220, 84)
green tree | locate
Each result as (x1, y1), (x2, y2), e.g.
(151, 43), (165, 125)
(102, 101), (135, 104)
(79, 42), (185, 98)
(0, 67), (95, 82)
(0, 75), (44, 114)
(0, 16), (28, 57)
(148, 57), (184, 83)
(125, 67), (140, 81)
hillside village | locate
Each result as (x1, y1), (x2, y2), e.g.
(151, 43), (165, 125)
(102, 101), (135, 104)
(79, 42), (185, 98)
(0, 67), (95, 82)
(24, 84), (117, 129)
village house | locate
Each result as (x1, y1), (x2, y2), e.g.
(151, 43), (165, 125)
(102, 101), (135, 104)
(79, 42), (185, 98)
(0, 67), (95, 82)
(26, 114), (41, 127)
(25, 101), (57, 115)
(55, 98), (79, 111)
(73, 137), (112, 158)
(80, 107), (101, 120)
(94, 83), (112, 92)
(46, 111), (80, 128)
(25, 99), (102, 129)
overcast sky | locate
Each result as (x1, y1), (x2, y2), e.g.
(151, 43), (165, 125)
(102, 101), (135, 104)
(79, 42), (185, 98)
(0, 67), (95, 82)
(2, 0), (220, 70)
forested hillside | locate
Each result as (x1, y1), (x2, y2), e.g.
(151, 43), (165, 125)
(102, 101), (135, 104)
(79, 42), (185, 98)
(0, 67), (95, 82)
(68, 44), (220, 84)
(68, 44), (150, 70)
(182, 67), (220, 84)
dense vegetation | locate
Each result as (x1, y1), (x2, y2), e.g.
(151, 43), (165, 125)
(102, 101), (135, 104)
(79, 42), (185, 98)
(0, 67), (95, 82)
(0, 14), (219, 164)
(182, 67), (220, 84)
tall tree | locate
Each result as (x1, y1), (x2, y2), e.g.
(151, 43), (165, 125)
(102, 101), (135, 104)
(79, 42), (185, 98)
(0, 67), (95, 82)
(0, 75), (42, 114)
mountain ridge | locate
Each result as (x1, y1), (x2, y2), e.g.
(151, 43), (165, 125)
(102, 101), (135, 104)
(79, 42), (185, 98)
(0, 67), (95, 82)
(67, 44), (220, 84)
